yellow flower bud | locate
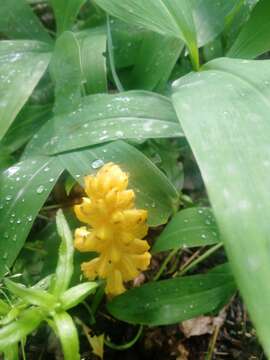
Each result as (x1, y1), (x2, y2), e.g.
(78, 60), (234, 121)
(74, 163), (151, 297)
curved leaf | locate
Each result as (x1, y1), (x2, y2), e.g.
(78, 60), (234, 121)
(0, 41), (51, 140)
(172, 57), (270, 356)
(0, 156), (64, 279)
(0, 308), (45, 350)
(52, 312), (80, 360)
(129, 32), (184, 92)
(76, 27), (108, 94)
(51, 210), (74, 297)
(107, 272), (235, 325)
(50, 31), (83, 115)
(24, 91), (183, 156)
(4, 279), (57, 309)
(152, 207), (221, 253)
(50, 0), (86, 35)
(60, 282), (98, 310)
(227, 0), (270, 59)
(0, 0), (52, 42)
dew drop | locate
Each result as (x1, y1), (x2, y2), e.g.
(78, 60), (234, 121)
(36, 185), (45, 194)
(5, 195), (12, 201)
(91, 159), (104, 169)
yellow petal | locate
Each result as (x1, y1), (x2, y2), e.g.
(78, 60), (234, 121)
(106, 269), (126, 296)
(74, 227), (98, 252)
(81, 258), (99, 280)
(120, 256), (140, 281)
(130, 253), (151, 271)
(127, 238), (150, 254)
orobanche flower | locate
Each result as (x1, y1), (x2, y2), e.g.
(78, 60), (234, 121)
(74, 163), (151, 297)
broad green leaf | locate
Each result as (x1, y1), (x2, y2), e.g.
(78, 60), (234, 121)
(59, 141), (179, 226)
(60, 282), (98, 310)
(24, 91), (182, 155)
(76, 27), (108, 94)
(94, 0), (198, 68)
(4, 279), (57, 309)
(224, 0), (258, 48)
(0, 0), (52, 42)
(192, 0), (237, 46)
(1, 104), (51, 154)
(227, 0), (270, 59)
(108, 273), (235, 325)
(0, 41), (51, 140)
(51, 210), (74, 297)
(172, 57), (270, 356)
(0, 156), (64, 279)
(50, 0), (86, 35)
(152, 207), (221, 254)
(94, 0), (238, 69)
(0, 307), (45, 350)
(129, 32), (184, 92)
(50, 32), (83, 115)
(53, 312), (80, 360)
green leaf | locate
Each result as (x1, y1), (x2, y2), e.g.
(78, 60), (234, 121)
(171, 57), (270, 357)
(60, 282), (98, 310)
(192, 0), (237, 46)
(129, 32), (184, 92)
(0, 41), (51, 140)
(94, 0), (199, 68)
(52, 312), (80, 360)
(111, 20), (146, 69)
(0, 307), (45, 350)
(50, 32), (83, 115)
(0, 0), (52, 42)
(51, 210), (74, 297)
(76, 27), (108, 94)
(227, 0), (270, 59)
(0, 156), (64, 279)
(152, 207), (221, 254)
(24, 91), (183, 155)
(107, 272), (235, 326)
(50, 0), (86, 35)
(1, 104), (52, 154)
(59, 141), (179, 226)
(4, 279), (57, 310)
(94, 0), (238, 69)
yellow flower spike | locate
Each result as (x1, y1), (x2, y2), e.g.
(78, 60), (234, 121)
(74, 162), (151, 297)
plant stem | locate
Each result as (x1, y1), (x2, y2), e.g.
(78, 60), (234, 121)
(104, 325), (143, 351)
(178, 243), (223, 276)
(153, 249), (179, 281)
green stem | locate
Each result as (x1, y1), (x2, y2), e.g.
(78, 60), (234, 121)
(153, 249), (179, 281)
(106, 15), (124, 92)
(104, 325), (143, 351)
(179, 243), (223, 276)
(188, 44), (200, 71)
